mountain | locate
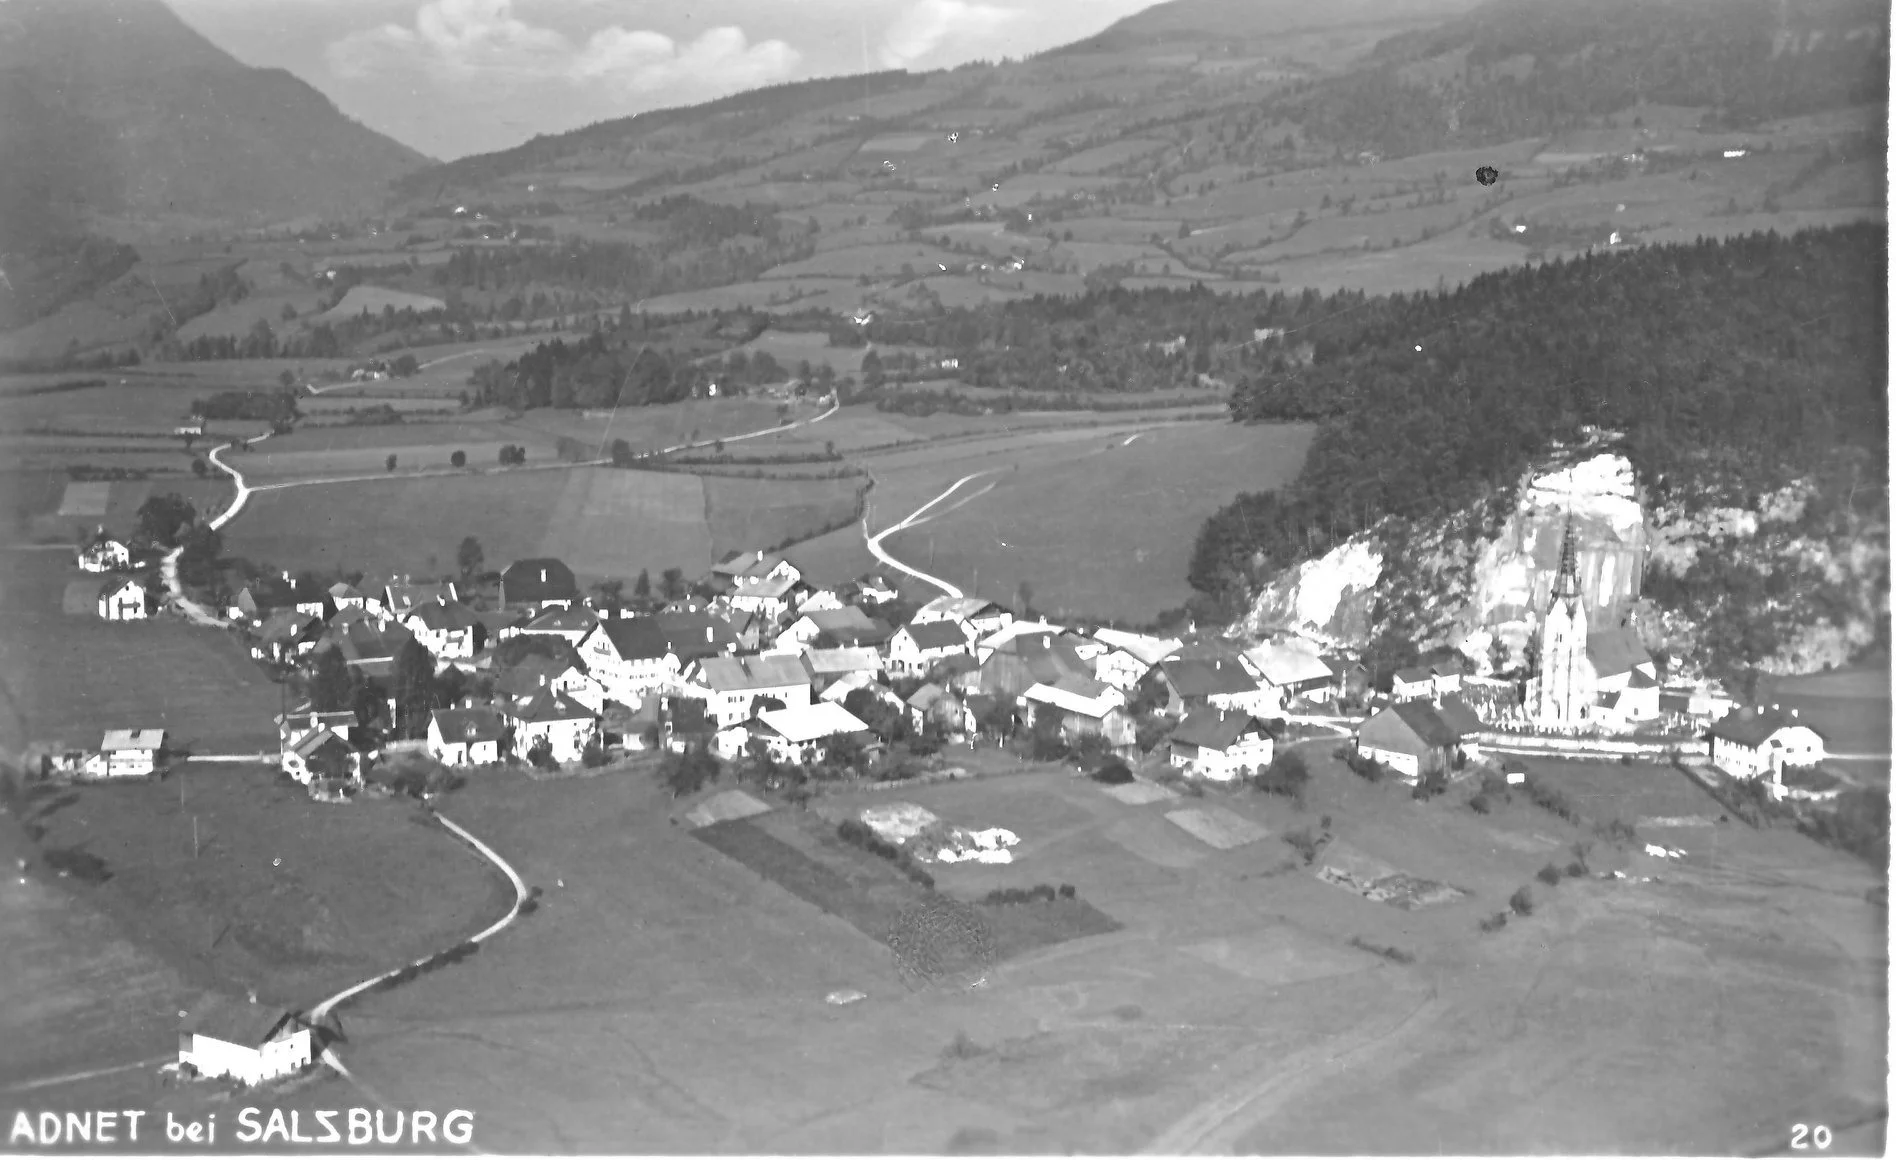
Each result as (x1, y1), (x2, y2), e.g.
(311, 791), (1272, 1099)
(0, 0), (430, 247)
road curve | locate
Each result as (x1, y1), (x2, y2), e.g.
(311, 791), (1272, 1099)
(160, 431), (272, 626)
(862, 469), (999, 598)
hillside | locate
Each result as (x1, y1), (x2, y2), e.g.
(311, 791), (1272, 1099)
(0, 0), (429, 248)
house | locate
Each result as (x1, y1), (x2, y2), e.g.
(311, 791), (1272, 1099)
(718, 703), (871, 765)
(327, 581), (367, 611)
(852, 575), (898, 605)
(801, 646), (884, 693)
(578, 618), (699, 705)
(1323, 654), (1370, 701)
(282, 728), (360, 784)
(1090, 628), (1181, 688)
(1391, 666), (1437, 702)
(818, 669), (900, 710)
(500, 558), (579, 611)
(96, 576), (150, 621)
(979, 631), (1093, 700)
(501, 689), (597, 764)
(912, 595), (1013, 637)
(684, 655), (813, 728)
(928, 652), (982, 692)
(1023, 675), (1137, 753)
(1433, 695), (1486, 760)
(427, 707), (507, 766)
(888, 620), (975, 677)
(177, 1007), (314, 1088)
(495, 656), (606, 713)
(1354, 701), (1470, 782)
(776, 605), (890, 652)
(1156, 656), (1277, 719)
(907, 682), (975, 736)
(94, 729), (165, 778)
(1597, 669), (1661, 726)
(276, 710), (355, 751)
(974, 619), (1063, 663)
(1243, 641), (1336, 704)
(1167, 709), (1276, 781)
(797, 587), (844, 614)
(76, 535), (130, 573)
(511, 603), (601, 646)
(709, 550), (800, 594)
(729, 572), (799, 623)
(656, 610), (740, 663)
(474, 608), (525, 645)
(1586, 628), (1657, 694)
(383, 578), (458, 619)
(322, 618), (414, 680)
(662, 696), (719, 754)
(251, 608), (321, 663)
(403, 598), (482, 660)
(1707, 705), (1828, 783)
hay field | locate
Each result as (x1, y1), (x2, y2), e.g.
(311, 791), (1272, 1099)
(313, 284), (448, 323)
(763, 243), (966, 280)
(236, 421), (554, 482)
(703, 474), (863, 560)
(537, 469), (716, 581)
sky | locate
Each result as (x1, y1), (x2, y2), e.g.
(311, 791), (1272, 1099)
(169, 0), (1160, 161)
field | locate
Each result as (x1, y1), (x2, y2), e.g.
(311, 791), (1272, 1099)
(6, 473), (235, 546)
(235, 420), (561, 482)
(313, 285), (448, 323)
(878, 420), (1316, 622)
(701, 474), (864, 560)
(1761, 666), (1893, 785)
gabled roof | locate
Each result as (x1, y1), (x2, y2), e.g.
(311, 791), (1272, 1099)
(802, 647), (882, 675)
(100, 574), (145, 597)
(693, 655), (811, 692)
(1708, 706), (1822, 748)
(500, 558), (578, 602)
(494, 657), (591, 699)
(1245, 642), (1334, 688)
(1093, 627), (1183, 667)
(902, 620), (973, 651)
(405, 599), (481, 631)
(1434, 694), (1484, 737)
(977, 619), (1061, 655)
(385, 580), (456, 610)
(1169, 708), (1268, 752)
(733, 573), (797, 600)
(916, 595), (1004, 622)
(290, 727), (354, 761)
(521, 604), (600, 634)
(1586, 628), (1653, 680)
(431, 707), (506, 743)
(188, 1000), (307, 1048)
(802, 606), (879, 634)
(753, 702), (869, 743)
(101, 728), (165, 751)
(1024, 675), (1124, 718)
(1392, 665), (1434, 685)
(1161, 657), (1260, 698)
(327, 581), (362, 600)
(1386, 700), (1460, 748)
(256, 608), (319, 644)
(655, 611), (738, 660)
(906, 682), (952, 710)
(1627, 668), (1659, 689)
(504, 688), (593, 723)
(712, 550), (783, 578)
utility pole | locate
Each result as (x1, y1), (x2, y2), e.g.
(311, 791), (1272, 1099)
(193, 815), (199, 860)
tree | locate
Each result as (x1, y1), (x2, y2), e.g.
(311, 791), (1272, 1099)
(1028, 711), (1068, 761)
(661, 741), (720, 797)
(526, 735), (556, 769)
(632, 569), (651, 602)
(1257, 747), (1310, 799)
(660, 567), (686, 601)
(278, 369), (295, 388)
(191, 457), (208, 478)
(309, 646), (352, 712)
(975, 696), (1015, 739)
(135, 493), (196, 545)
(450, 449), (467, 468)
(392, 353), (419, 377)
(176, 524), (222, 588)
(457, 537), (484, 581)
(386, 454), (398, 473)
(593, 578), (625, 611)
(393, 639), (439, 739)
(1015, 580), (1035, 618)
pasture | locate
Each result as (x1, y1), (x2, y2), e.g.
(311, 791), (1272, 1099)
(878, 420), (1316, 623)
(702, 474), (864, 560)
(312, 285), (448, 323)
(7, 473), (234, 545)
(234, 421), (559, 483)
(0, 549), (277, 756)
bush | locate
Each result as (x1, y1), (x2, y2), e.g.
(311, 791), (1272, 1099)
(1479, 768), (1512, 799)
(1522, 776), (1584, 825)
(1058, 883), (1076, 899)
(1349, 936), (1415, 964)
(1255, 749), (1310, 798)
(1595, 817), (1639, 845)
(1564, 861), (1588, 877)
(1468, 793), (1491, 814)
(1282, 826), (1320, 865)
(1537, 863), (1563, 886)
(1089, 759), (1134, 785)
(1509, 886), (1534, 915)
(1344, 749), (1385, 782)
(450, 449), (467, 467)
(1478, 911), (1509, 933)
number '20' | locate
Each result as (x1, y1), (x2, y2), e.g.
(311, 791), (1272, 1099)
(1791, 1124), (1832, 1150)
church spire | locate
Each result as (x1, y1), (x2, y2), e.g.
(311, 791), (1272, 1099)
(1552, 513), (1580, 602)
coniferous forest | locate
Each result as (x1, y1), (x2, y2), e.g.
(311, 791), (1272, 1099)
(1190, 223), (1888, 620)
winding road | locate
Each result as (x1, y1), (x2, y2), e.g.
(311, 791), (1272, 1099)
(861, 469), (1001, 598)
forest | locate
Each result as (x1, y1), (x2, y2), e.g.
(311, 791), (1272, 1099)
(1191, 223), (1887, 668)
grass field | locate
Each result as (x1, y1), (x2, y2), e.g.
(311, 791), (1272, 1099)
(702, 474), (864, 560)
(879, 420), (1316, 622)
(236, 421), (560, 482)
(7, 473), (234, 546)
(0, 550), (277, 757)
(313, 285), (448, 323)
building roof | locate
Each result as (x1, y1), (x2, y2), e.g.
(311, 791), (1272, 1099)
(656, 611), (738, 660)
(431, 707), (506, 744)
(903, 620), (973, 651)
(1244, 642), (1334, 688)
(405, 599), (481, 631)
(188, 999), (307, 1048)
(290, 727), (353, 761)
(1024, 675), (1124, 718)
(1169, 708), (1268, 752)
(278, 709), (356, 733)
(494, 657), (587, 699)
(693, 655), (811, 692)
(1627, 668), (1659, 689)
(1707, 705), (1822, 748)
(802, 606), (880, 636)
(733, 573), (798, 600)
(1434, 694), (1484, 737)
(754, 702), (869, 744)
(976, 619), (1061, 655)
(906, 682), (952, 711)
(712, 550), (790, 580)
(916, 595), (1004, 622)
(327, 581), (362, 600)
(1586, 628), (1653, 680)
(1092, 628), (1183, 667)
(500, 558), (578, 603)
(1161, 657), (1260, 698)
(802, 647), (883, 676)
(1392, 665), (1434, 685)
(385, 580), (456, 611)
(520, 604), (599, 634)
(504, 688), (593, 724)
(1386, 700), (1461, 749)
(101, 728), (165, 751)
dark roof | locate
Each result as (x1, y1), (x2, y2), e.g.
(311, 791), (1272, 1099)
(1169, 708), (1267, 752)
(385, 580), (455, 611)
(1627, 668), (1659, 689)
(494, 657), (583, 699)
(188, 1001), (306, 1047)
(431, 707), (506, 744)
(903, 621), (971, 650)
(501, 558), (579, 603)
(405, 599), (480, 631)
(1393, 665), (1434, 685)
(521, 604), (600, 633)
(1707, 706), (1816, 748)
(1586, 629), (1652, 679)
(504, 689), (593, 723)
(1161, 657), (1259, 698)
(1434, 695), (1483, 736)
(1659, 690), (1692, 713)
(1388, 700), (1461, 748)
(594, 613), (736, 662)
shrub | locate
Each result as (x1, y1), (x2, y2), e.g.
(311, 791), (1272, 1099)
(944, 1031), (987, 1060)
(1256, 749), (1310, 798)
(1090, 759), (1134, 785)
(1469, 793), (1491, 815)
(1058, 883), (1076, 899)
(450, 449), (467, 467)
(1478, 911), (1509, 933)
(1522, 776), (1584, 825)
(1537, 863), (1562, 886)
(1344, 749), (1385, 782)
(1509, 886), (1534, 915)
(1349, 936), (1415, 964)
(1283, 826), (1320, 865)
(1596, 817), (1639, 845)
(1564, 861), (1587, 877)
(1478, 768), (1512, 799)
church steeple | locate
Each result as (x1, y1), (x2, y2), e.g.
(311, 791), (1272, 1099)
(1551, 514), (1581, 603)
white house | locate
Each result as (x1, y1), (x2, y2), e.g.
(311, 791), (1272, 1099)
(496, 657), (606, 714)
(1390, 665), (1437, 702)
(912, 595), (1013, 637)
(1167, 709), (1276, 781)
(327, 581), (367, 612)
(282, 729), (360, 784)
(1091, 628), (1181, 685)
(77, 537), (130, 573)
(887, 620), (975, 677)
(974, 620), (1062, 663)
(502, 689), (597, 764)
(383, 579), (458, 619)
(177, 1008), (314, 1087)
(403, 599), (481, 660)
(1707, 706), (1828, 784)
(719, 703), (870, 766)
(684, 655), (812, 728)
(853, 575), (898, 605)
(512, 604), (601, 647)
(427, 707), (507, 767)
(798, 588), (844, 614)
(91, 729), (164, 778)
(98, 576), (149, 621)
(729, 573), (800, 623)
(1023, 675), (1136, 752)
(907, 682), (975, 736)
(1157, 657), (1279, 719)
(1243, 641), (1336, 705)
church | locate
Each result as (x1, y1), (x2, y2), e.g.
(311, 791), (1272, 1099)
(1527, 520), (1659, 729)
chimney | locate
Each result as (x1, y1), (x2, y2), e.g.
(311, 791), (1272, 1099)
(540, 568), (547, 582)
(309, 712), (318, 729)
(706, 625), (714, 643)
(539, 673), (547, 687)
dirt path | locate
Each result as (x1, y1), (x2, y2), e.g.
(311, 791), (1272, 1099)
(862, 469), (1001, 597)
(160, 431), (272, 626)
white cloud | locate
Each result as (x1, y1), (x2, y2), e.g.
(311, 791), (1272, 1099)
(878, 0), (1018, 70)
(327, 0), (566, 78)
(574, 25), (799, 98)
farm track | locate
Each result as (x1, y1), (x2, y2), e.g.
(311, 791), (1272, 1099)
(861, 469), (1002, 597)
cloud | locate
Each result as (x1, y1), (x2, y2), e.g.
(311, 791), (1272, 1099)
(574, 25), (800, 98)
(326, 0), (797, 100)
(877, 0), (1018, 70)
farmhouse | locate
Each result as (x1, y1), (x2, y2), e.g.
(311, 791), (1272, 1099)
(579, 619), (694, 704)
(912, 595), (1013, 637)
(776, 606), (889, 651)
(277, 710), (355, 750)
(94, 729), (165, 778)
(1167, 709), (1276, 781)
(1157, 656), (1278, 719)
(974, 619), (1062, 662)
(327, 581), (367, 611)
(709, 550), (800, 594)
(500, 558), (579, 611)
(718, 703), (871, 765)
(95, 576), (150, 620)
(384, 579), (458, 618)
(252, 609), (321, 663)
(801, 646), (884, 690)
(502, 688), (597, 764)
(685, 655), (814, 728)
(76, 535), (130, 573)
(1391, 666), (1437, 702)
(1090, 628), (1182, 687)
(496, 656), (606, 713)
(283, 729), (360, 784)
(321, 619), (415, 679)
(512, 603), (601, 646)
(1023, 675), (1136, 752)
(1354, 701), (1472, 782)
(177, 1008), (314, 1088)
(888, 620), (975, 676)
(850, 575), (898, 605)
(797, 587), (844, 614)
(729, 572), (799, 623)
(1243, 641), (1336, 705)
(427, 707), (507, 766)
(1707, 705), (1828, 782)
(979, 631), (1092, 699)
(403, 598), (482, 659)
(907, 682), (975, 736)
